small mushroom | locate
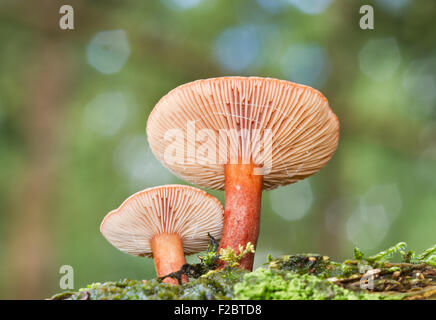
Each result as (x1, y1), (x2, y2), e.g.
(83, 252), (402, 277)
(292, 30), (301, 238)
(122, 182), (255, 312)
(100, 184), (224, 284)
(147, 77), (339, 270)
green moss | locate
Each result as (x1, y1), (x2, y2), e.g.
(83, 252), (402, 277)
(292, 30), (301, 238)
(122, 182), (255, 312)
(267, 253), (348, 278)
(51, 269), (246, 300)
(51, 242), (436, 300)
(234, 268), (386, 300)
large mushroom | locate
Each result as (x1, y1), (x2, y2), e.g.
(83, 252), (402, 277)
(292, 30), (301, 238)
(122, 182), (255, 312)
(146, 77), (339, 270)
(100, 184), (224, 284)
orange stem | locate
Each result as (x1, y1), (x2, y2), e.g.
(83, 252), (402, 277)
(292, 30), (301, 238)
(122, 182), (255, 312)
(218, 163), (263, 271)
(151, 233), (188, 285)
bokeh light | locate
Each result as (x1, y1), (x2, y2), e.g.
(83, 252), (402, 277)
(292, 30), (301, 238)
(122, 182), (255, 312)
(83, 92), (128, 136)
(113, 134), (174, 191)
(256, 0), (288, 14)
(359, 37), (401, 81)
(402, 57), (436, 116)
(287, 0), (334, 15)
(161, 0), (205, 10)
(281, 43), (330, 87)
(347, 203), (390, 250)
(270, 180), (314, 221)
(416, 140), (436, 190)
(376, 0), (412, 14)
(346, 184), (402, 249)
(87, 30), (131, 74)
(214, 25), (260, 73)
(361, 184), (402, 222)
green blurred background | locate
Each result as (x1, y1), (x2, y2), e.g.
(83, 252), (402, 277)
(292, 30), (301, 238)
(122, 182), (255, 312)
(0, 0), (435, 299)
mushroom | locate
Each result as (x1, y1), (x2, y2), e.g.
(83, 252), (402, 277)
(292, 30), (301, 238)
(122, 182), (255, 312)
(146, 77), (339, 270)
(100, 184), (224, 284)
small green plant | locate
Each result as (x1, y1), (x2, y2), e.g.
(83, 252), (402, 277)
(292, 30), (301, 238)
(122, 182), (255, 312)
(219, 242), (255, 268)
(399, 243), (436, 267)
(197, 233), (220, 268)
(353, 246), (365, 260)
(353, 242), (436, 267)
(416, 244), (436, 266)
(365, 242), (407, 263)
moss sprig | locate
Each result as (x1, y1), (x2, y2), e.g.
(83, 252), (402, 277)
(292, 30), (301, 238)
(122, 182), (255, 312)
(219, 242), (255, 268)
(365, 242), (407, 263)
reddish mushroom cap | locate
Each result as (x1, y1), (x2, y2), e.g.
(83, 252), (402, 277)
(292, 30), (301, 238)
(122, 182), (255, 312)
(147, 77), (339, 190)
(100, 185), (224, 257)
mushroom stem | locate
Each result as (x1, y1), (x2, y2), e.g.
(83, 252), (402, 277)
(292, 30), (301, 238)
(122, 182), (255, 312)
(218, 163), (263, 271)
(151, 233), (188, 285)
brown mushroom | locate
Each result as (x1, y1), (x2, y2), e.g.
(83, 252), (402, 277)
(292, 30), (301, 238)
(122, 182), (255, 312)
(146, 77), (339, 270)
(100, 184), (224, 284)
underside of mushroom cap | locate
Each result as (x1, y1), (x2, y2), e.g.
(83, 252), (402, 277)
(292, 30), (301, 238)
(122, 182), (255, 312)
(100, 185), (224, 257)
(147, 77), (339, 190)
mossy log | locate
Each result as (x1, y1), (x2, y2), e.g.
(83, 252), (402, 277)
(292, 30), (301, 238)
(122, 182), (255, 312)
(51, 251), (436, 300)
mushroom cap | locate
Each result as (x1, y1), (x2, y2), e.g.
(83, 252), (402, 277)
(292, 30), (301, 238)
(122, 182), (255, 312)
(147, 76), (339, 191)
(100, 185), (224, 257)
